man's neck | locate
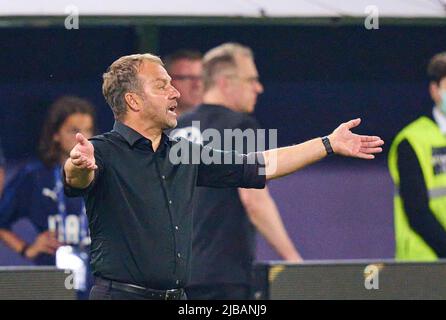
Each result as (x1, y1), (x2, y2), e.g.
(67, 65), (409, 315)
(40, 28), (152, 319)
(203, 90), (237, 112)
(433, 105), (446, 135)
(122, 118), (163, 151)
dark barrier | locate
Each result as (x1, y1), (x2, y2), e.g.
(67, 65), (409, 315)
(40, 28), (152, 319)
(253, 260), (446, 300)
(0, 267), (76, 300)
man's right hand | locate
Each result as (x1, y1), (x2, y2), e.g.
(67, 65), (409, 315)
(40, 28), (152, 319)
(25, 231), (62, 260)
(69, 133), (97, 170)
(64, 133), (97, 189)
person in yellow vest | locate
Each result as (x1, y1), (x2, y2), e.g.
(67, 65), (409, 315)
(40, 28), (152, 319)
(389, 52), (446, 261)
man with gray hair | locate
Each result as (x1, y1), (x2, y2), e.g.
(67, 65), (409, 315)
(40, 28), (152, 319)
(63, 52), (383, 300)
(173, 43), (303, 299)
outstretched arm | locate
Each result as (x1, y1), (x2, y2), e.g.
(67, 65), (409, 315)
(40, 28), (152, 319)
(64, 133), (97, 189)
(263, 118), (384, 180)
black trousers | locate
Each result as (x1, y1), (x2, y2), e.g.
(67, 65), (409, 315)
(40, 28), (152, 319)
(186, 283), (251, 300)
(89, 281), (187, 300)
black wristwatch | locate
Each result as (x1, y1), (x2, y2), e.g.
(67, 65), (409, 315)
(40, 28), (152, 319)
(322, 136), (334, 155)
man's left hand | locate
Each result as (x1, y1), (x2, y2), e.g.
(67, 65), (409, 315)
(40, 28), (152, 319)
(328, 118), (384, 159)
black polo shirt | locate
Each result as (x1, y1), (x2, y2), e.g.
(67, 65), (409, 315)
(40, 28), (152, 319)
(174, 104), (264, 286)
(63, 121), (265, 290)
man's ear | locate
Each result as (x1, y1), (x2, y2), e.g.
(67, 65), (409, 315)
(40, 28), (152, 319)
(216, 75), (230, 92)
(124, 92), (142, 112)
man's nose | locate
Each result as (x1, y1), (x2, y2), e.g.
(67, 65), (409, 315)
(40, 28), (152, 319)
(256, 81), (264, 94)
(171, 85), (181, 99)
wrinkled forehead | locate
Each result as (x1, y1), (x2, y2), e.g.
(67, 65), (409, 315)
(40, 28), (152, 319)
(138, 60), (172, 83)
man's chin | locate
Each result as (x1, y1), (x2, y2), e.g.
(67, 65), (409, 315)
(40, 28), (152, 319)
(166, 119), (178, 129)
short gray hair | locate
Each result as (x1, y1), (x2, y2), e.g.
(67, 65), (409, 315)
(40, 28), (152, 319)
(102, 53), (163, 120)
(203, 43), (253, 91)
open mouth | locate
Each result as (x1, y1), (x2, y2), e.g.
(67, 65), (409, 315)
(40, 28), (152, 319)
(168, 105), (177, 116)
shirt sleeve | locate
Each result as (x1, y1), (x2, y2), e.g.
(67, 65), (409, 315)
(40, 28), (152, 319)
(0, 166), (33, 229)
(63, 139), (104, 198)
(398, 139), (446, 257)
(197, 145), (266, 188)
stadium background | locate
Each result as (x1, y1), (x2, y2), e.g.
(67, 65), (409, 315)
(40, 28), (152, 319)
(0, 5), (445, 265)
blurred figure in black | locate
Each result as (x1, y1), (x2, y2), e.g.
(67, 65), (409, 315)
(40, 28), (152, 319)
(172, 43), (302, 300)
